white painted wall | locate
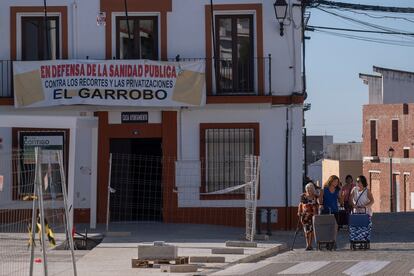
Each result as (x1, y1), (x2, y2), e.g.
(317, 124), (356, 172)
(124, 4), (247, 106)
(74, 0), (106, 59)
(360, 74), (382, 104)
(73, 127), (92, 209)
(382, 72), (414, 104)
(307, 159), (322, 186)
(361, 68), (414, 104)
(179, 104), (303, 208)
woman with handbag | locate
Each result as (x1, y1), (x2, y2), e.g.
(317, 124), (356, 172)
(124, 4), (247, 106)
(349, 175), (375, 250)
(350, 175), (375, 216)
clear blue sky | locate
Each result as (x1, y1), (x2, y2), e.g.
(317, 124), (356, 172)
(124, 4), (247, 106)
(305, 0), (414, 142)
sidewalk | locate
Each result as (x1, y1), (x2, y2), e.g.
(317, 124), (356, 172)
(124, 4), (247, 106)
(73, 223), (285, 276)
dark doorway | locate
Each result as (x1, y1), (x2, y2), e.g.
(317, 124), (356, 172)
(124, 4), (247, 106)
(109, 138), (162, 222)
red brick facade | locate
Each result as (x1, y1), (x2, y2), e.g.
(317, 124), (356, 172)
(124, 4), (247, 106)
(363, 104), (414, 212)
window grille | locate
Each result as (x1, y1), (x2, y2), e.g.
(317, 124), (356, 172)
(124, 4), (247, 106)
(204, 128), (255, 193)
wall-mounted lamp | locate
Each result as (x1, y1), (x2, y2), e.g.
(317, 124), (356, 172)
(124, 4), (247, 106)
(133, 130), (139, 135)
(274, 0), (288, 36)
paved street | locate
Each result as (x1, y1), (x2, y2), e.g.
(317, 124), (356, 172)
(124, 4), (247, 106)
(215, 212), (414, 276)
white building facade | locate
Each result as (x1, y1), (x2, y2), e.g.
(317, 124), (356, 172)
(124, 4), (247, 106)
(0, 0), (304, 230)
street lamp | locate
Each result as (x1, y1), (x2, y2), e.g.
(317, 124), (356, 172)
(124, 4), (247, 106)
(388, 147), (395, 212)
(274, 0), (288, 36)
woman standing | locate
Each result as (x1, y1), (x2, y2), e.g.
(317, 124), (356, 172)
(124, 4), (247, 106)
(350, 175), (374, 216)
(298, 183), (319, 250)
(318, 175), (344, 218)
(349, 175), (374, 249)
(342, 175), (356, 213)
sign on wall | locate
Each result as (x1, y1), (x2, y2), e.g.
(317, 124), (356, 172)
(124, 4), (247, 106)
(96, 12), (106, 26)
(121, 112), (148, 123)
(13, 59), (206, 108)
(19, 131), (65, 164)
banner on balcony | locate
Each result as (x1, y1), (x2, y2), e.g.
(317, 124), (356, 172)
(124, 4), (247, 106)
(13, 59), (205, 108)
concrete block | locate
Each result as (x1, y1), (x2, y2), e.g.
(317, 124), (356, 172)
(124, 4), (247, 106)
(138, 245), (178, 260)
(211, 248), (244, 254)
(226, 241), (257, 248)
(153, 241), (165, 246)
(160, 264), (198, 273)
(190, 256), (225, 263)
(254, 234), (270, 241)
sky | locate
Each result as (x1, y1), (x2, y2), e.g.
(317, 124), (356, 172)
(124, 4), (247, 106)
(305, 0), (414, 143)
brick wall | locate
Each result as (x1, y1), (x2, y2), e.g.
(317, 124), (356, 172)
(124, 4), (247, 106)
(363, 103), (414, 213)
(364, 159), (414, 213)
(363, 104), (414, 158)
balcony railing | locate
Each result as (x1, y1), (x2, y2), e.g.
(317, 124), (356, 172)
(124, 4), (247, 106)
(174, 56), (272, 96)
(0, 56), (272, 99)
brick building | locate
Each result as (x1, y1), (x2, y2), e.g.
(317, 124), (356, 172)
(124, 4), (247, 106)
(360, 66), (414, 213)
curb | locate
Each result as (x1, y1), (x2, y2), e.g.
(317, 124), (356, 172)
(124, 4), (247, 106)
(235, 243), (287, 264)
(209, 243), (287, 275)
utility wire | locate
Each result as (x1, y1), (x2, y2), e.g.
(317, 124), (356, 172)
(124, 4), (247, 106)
(336, 8), (414, 24)
(313, 29), (414, 47)
(309, 0), (414, 13)
(308, 25), (414, 36)
(316, 7), (413, 34)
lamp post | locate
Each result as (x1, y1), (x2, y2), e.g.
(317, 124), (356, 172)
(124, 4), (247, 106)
(273, 0), (288, 36)
(388, 147), (395, 212)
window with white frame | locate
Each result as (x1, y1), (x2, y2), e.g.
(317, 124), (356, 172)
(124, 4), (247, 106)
(21, 16), (60, 60)
(116, 16), (158, 60)
(215, 15), (254, 94)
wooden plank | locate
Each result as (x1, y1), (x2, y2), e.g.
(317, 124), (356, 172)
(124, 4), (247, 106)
(132, 256), (189, 268)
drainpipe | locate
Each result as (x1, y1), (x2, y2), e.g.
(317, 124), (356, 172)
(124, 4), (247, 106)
(43, 0), (50, 60)
(285, 108), (289, 230)
(124, 0), (132, 59)
(210, 0), (217, 83)
(289, 106), (294, 230)
(178, 107), (183, 160)
(72, 0), (78, 59)
(290, 2), (298, 93)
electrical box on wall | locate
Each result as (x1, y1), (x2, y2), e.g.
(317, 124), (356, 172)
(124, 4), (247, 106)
(260, 209), (278, 223)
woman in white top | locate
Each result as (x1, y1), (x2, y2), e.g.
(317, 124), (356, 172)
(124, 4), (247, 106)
(350, 175), (375, 216)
